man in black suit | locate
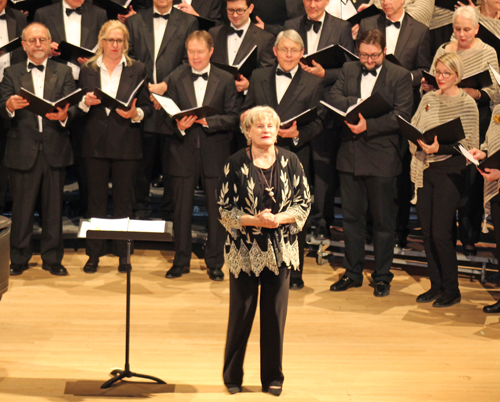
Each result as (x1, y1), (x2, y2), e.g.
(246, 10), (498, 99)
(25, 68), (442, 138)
(285, 0), (355, 243)
(1, 22), (78, 276)
(164, 30), (239, 281)
(241, 29), (323, 290)
(359, 0), (431, 248)
(0, 0), (27, 216)
(127, 0), (198, 220)
(327, 29), (412, 297)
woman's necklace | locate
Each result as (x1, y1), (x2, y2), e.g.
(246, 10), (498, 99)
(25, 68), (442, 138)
(252, 150), (277, 203)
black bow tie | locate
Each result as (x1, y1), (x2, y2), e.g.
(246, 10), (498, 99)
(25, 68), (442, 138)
(192, 72), (208, 81)
(0, 14), (7, 21)
(228, 26), (244, 38)
(28, 62), (44, 72)
(66, 7), (83, 16)
(385, 19), (401, 29)
(362, 68), (377, 77)
(276, 68), (292, 79)
(304, 19), (322, 34)
(154, 12), (170, 20)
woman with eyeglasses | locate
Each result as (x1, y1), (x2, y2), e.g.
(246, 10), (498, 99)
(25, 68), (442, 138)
(412, 52), (479, 308)
(78, 20), (152, 274)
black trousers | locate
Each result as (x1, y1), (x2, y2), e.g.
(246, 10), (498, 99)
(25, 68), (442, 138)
(489, 193), (500, 263)
(339, 172), (396, 283)
(223, 267), (290, 389)
(0, 123), (8, 215)
(85, 158), (138, 259)
(171, 148), (225, 269)
(9, 151), (65, 265)
(416, 169), (463, 297)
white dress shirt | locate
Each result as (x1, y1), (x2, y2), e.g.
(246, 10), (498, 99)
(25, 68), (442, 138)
(276, 64), (298, 104)
(326, 0), (357, 21)
(306, 12), (326, 55)
(360, 64), (382, 100)
(385, 11), (404, 56)
(153, 6), (170, 83)
(227, 19), (251, 66)
(192, 64), (210, 108)
(62, 1), (83, 80)
(0, 9), (10, 82)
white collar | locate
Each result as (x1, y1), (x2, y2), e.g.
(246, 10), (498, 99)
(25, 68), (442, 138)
(191, 63), (211, 76)
(96, 54), (127, 69)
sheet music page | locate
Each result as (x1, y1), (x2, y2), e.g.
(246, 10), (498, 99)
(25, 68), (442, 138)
(127, 220), (166, 233)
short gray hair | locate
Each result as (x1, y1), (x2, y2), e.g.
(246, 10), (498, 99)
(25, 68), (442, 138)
(275, 29), (304, 50)
(453, 5), (479, 28)
(242, 106), (280, 145)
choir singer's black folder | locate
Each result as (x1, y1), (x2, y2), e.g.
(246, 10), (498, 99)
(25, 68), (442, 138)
(423, 70), (492, 90)
(346, 4), (381, 25)
(456, 144), (500, 171)
(434, 0), (457, 11)
(94, 77), (145, 111)
(280, 107), (317, 129)
(57, 42), (95, 65)
(397, 115), (465, 146)
(301, 44), (358, 69)
(8, 0), (51, 13)
(385, 54), (403, 67)
(212, 46), (257, 79)
(92, 0), (132, 13)
(320, 92), (392, 125)
(0, 37), (21, 57)
(19, 87), (85, 116)
(151, 93), (222, 120)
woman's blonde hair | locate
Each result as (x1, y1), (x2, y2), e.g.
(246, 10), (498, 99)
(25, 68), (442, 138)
(85, 20), (133, 70)
(434, 52), (464, 84)
(242, 106), (281, 146)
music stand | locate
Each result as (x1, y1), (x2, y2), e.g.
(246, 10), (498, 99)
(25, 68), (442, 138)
(83, 225), (172, 389)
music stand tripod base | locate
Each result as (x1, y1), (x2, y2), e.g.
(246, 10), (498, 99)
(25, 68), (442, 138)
(101, 366), (167, 389)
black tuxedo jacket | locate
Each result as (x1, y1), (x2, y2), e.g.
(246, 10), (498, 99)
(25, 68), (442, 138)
(4, 7), (27, 68)
(209, 23), (276, 71)
(359, 13), (431, 87)
(173, 0), (222, 23)
(78, 60), (152, 160)
(284, 12), (355, 87)
(127, 7), (198, 134)
(34, 2), (108, 52)
(327, 59), (413, 177)
(242, 66), (323, 149)
(0, 60), (77, 170)
(165, 64), (240, 178)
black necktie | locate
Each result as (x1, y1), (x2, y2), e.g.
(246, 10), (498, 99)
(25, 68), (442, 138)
(228, 26), (244, 38)
(304, 19), (322, 34)
(192, 72), (209, 81)
(362, 68), (377, 77)
(154, 12), (170, 20)
(276, 68), (292, 79)
(28, 62), (44, 72)
(66, 7), (83, 16)
(385, 19), (401, 29)
(0, 14), (6, 21)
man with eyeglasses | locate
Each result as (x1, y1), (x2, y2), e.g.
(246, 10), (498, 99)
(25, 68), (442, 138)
(242, 29), (323, 290)
(0, 22), (78, 276)
(209, 0), (275, 96)
(327, 29), (412, 297)
(126, 0), (198, 221)
(163, 30), (239, 281)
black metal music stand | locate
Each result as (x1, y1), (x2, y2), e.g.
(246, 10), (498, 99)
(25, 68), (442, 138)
(84, 227), (172, 389)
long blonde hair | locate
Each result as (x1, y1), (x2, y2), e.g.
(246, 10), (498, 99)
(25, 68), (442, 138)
(85, 20), (133, 70)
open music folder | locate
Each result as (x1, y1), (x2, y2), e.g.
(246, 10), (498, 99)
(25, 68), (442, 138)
(57, 42), (95, 65)
(456, 144), (500, 171)
(152, 93), (221, 121)
(94, 77), (146, 111)
(280, 107), (317, 129)
(211, 45), (258, 79)
(19, 87), (85, 116)
(397, 115), (465, 146)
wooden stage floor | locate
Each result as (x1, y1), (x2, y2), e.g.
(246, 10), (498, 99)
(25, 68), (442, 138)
(0, 248), (499, 402)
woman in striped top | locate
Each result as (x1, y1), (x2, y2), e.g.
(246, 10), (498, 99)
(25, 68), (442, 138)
(411, 52), (479, 308)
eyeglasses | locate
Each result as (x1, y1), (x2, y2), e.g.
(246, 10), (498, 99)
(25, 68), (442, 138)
(359, 51), (383, 60)
(227, 8), (249, 15)
(25, 37), (48, 46)
(103, 38), (124, 45)
(435, 70), (455, 78)
(276, 47), (301, 55)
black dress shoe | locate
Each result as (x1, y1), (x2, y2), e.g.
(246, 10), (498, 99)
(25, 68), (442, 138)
(395, 236), (408, 249)
(483, 300), (500, 313)
(416, 289), (440, 303)
(118, 263), (132, 273)
(433, 294), (461, 308)
(208, 267), (224, 281)
(227, 386), (241, 394)
(10, 263), (28, 276)
(314, 223), (329, 240)
(330, 276), (362, 292)
(374, 281), (390, 297)
(263, 384), (283, 396)
(42, 263), (68, 276)
(289, 277), (304, 290)
(166, 266), (190, 278)
(83, 258), (99, 274)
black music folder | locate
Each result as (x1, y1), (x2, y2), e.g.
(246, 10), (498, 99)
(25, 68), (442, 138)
(397, 115), (465, 146)
(212, 45), (258, 79)
(489, 63), (500, 87)
(434, 0), (458, 11)
(422, 70), (438, 88)
(152, 93), (221, 120)
(423, 70), (492, 89)
(346, 5), (381, 25)
(8, 0), (51, 13)
(58, 42), (95, 65)
(0, 37), (21, 57)
(92, 0), (132, 13)
(19, 87), (85, 116)
(320, 92), (392, 125)
(280, 107), (317, 129)
(94, 77), (146, 111)
(385, 54), (403, 67)
(456, 144), (500, 171)
(301, 44), (358, 69)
